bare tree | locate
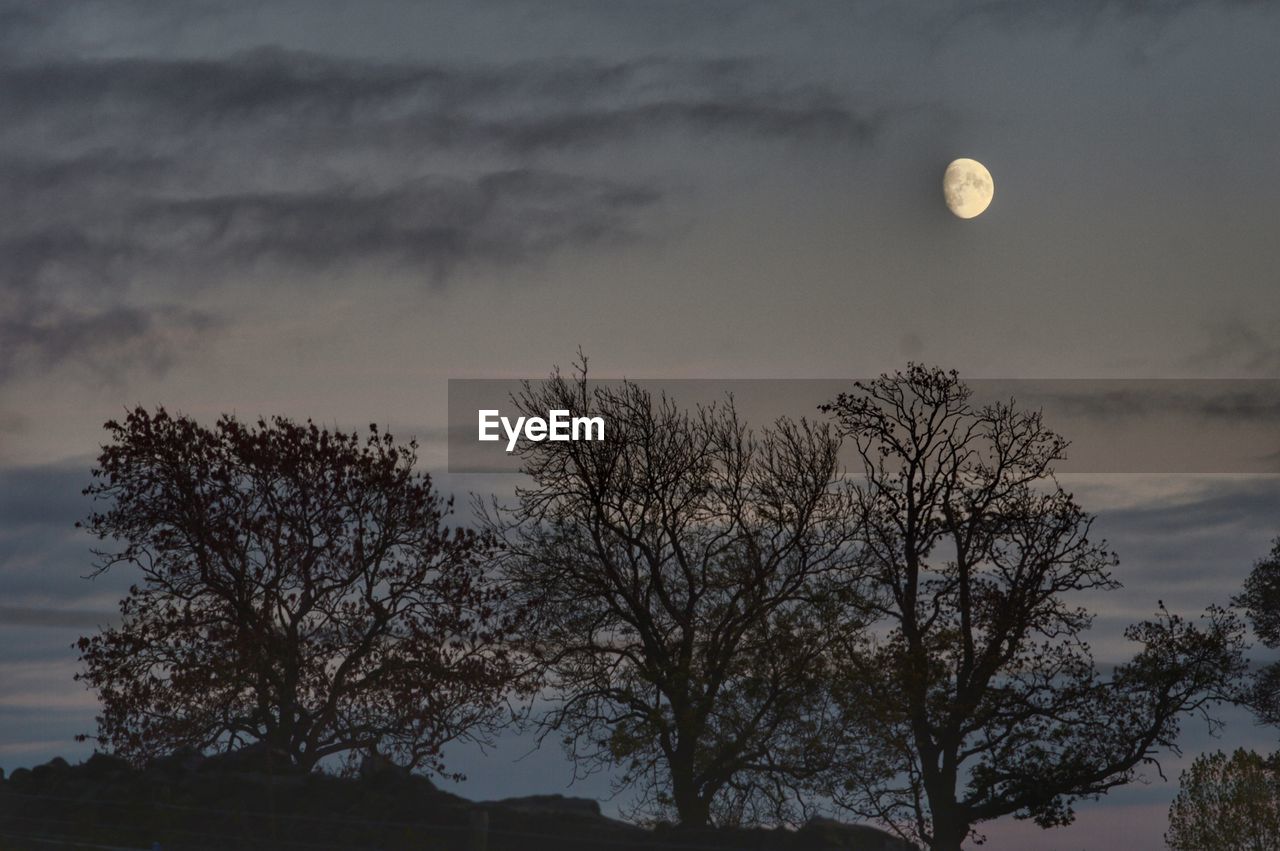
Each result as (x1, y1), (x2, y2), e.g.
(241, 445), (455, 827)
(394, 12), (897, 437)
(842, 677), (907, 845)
(489, 360), (867, 827)
(76, 408), (525, 776)
(820, 366), (1245, 851)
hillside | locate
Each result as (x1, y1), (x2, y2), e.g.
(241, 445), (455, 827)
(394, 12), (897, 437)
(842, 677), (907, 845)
(0, 754), (916, 851)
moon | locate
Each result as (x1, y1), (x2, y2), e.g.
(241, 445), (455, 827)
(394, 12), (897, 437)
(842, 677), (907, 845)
(943, 158), (994, 219)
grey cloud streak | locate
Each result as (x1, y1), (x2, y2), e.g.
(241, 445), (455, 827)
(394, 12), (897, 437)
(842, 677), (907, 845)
(0, 47), (888, 387)
(1022, 382), (1280, 422)
(0, 606), (115, 629)
(1100, 478), (1280, 542)
(942, 0), (1270, 30)
(1180, 318), (1280, 376)
(1089, 478), (1280, 598)
(0, 50), (884, 154)
(127, 171), (661, 281)
(0, 168), (655, 382)
(0, 302), (217, 384)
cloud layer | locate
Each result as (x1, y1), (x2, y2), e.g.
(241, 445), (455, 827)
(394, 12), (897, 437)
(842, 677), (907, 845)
(0, 42), (887, 387)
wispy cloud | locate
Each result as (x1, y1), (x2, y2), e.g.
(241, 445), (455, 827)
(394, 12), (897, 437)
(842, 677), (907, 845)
(0, 685), (99, 712)
(0, 606), (115, 629)
(945, 0), (1268, 31)
(1023, 381), (1280, 422)
(0, 462), (92, 529)
(1180, 317), (1280, 376)
(0, 302), (217, 385)
(0, 50), (885, 153)
(1100, 477), (1280, 541)
(0, 47), (891, 387)
(125, 170), (660, 282)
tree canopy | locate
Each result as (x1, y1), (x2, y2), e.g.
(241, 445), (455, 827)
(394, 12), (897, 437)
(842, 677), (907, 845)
(69, 367), (1250, 847)
(1233, 539), (1280, 728)
(818, 366), (1245, 851)
(76, 408), (525, 776)
(1167, 749), (1280, 851)
(490, 363), (869, 826)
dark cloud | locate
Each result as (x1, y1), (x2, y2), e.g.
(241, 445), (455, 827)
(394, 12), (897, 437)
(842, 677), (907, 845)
(0, 411), (27, 435)
(885, 383), (1280, 470)
(0, 522), (103, 603)
(0, 168), (652, 383)
(1018, 381), (1280, 423)
(0, 606), (114, 629)
(1181, 318), (1280, 375)
(0, 5), (47, 53)
(916, 0), (1277, 70)
(0, 461), (132, 612)
(1079, 480), (1280, 627)
(0, 229), (145, 299)
(0, 153), (169, 211)
(1099, 478), (1280, 543)
(0, 47), (889, 386)
(0, 462), (91, 529)
(0, 153), (212, 385)
(127, 170), (661, 281)
(0, 49), (885, 156)
(945, 0), (1269, 31)
(0, 155), (657, 288)
(0, 301), (217, 384)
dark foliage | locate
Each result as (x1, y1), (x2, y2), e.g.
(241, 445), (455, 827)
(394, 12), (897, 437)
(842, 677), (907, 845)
(1166, 748), (1280, 850)
(0, 754), (916, 850)
(488, 359), (871, 827)
(1233, 539), (1280, 727)
(819, 366), (1246, 851)
(75, 408), (526, 776)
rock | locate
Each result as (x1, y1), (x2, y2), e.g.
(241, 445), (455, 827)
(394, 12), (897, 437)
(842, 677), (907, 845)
(30, 757), (71, 781)
(358, 752), (411, 783)
(146, 746), (207, 776)
(83, 751), (132, 779)
(486, 794), (602, 818)
(198, 742), (298, 774)
(799, 817), (919, 850)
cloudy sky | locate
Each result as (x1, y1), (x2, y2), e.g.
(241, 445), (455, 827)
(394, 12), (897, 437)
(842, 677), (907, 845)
(1, 0), (1279, 847)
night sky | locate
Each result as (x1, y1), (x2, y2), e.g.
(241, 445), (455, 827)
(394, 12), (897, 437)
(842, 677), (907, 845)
(2, 2), (1280, 848)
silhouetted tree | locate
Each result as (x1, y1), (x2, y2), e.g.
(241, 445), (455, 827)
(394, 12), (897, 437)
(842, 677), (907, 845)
(489, 361), (868, 826)
(1233, 539), (1280, 727)
(819, 366), (1245, 851)
(1166, 749), (1280, 851)
(76, 408), (524, 776)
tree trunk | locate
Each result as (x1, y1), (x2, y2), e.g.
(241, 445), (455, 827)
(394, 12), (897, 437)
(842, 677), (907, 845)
(669, 715), (714, 827)
(672, 787), (711, 827)
(670, 757), (712, 826)
(928, 808), (968, 851)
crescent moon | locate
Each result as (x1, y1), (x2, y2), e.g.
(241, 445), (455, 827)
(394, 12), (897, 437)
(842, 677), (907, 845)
(943, 158), (994, 219)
